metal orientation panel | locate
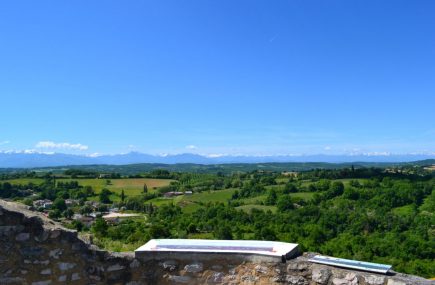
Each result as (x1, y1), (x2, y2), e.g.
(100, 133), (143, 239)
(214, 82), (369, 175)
(309, 255), (392, 274)
(136, 239), (299, 259)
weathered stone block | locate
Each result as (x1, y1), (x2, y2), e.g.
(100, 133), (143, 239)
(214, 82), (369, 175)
(48, 248), (63, 259)
(107, 264), (126, 272)
(49, 229), (61, 239)
(364, 275), (385, 285)
(129, 259), (141, 269)
(40, 268), (52, 275)
(0, 277), (26, 284)
(255, 265), (269, 274)
(58, 262), (76, 271)
(89, 275), (102, 281)
(71, 242), (85, 251)
(71, 273), (81, 281)
(31, 280), (52, 285)
(184, 262), (204, 273)
(241, 275), (259, 282)
(286, 275), (309, 285)
(0, 225), (24, 235)
(211, 272), (225, 283)
(312, 267), (331, 284)
(288, 262), (311, 272)
(15, 232), (30, 241)
(20, 247), (44, 257)
(33, 260), (50, 265)
(333, 273), (359, 285)
(386, 279), (408, 285)
(167, 275), (192, 283)
(211, 265), (223, 271)
(35, 230), (49, 242)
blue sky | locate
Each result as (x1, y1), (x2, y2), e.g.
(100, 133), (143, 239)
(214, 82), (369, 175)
(0, 0), (434, 156)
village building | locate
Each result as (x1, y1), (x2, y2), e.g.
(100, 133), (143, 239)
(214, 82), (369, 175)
(163, 191), (184, 198)
(72, 214), (95, 227)
(102, 212), (141, 224)
(65, 199), (79, 207)
(33, 199), (53, 209)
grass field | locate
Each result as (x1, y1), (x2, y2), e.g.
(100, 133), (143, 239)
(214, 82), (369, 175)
(2, 178), (44, 185)
(393, 204), (414, 216)
(145, 189), (237, 213)
(236, 204), (277, 213)
(187, 189), (236, 203)
(290, 192), (315, 200)
(143, 189), (314, 214)
(238, 192), (314, 205)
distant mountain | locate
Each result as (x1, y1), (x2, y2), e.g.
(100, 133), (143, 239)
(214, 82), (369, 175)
(0, 151), (435, 168)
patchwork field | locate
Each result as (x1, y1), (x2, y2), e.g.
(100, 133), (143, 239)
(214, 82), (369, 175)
(5, 176), (315, 212)
(3, 178), (174, 196)
(144, 189), (314, 214)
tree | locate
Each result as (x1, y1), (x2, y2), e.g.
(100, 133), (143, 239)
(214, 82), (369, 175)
(53, 198), (67, 212)
(317, 179), (331, 191)
(64, 208), (74, 219)
(92, 217), (108, 238)
(149, 224), (170, 238)
(99, 188), (112, 204)
(23, 198), (33, 207)
(283, 183), (298, 194)
(308, 184), (317, 192)
(254, 227), (277, 241)
(214, 224), (233, 240)
(143, 183), (148, 194)
(72, 220), (84, 231)
(121, 189), (125, 202)
(277, 195), (294, 212)
(48, 209), (62, 219)
(80, 205), (93, 215)
(84, 186), (95, 196)
(265, 189), (277, 205)
(326, 181), (344, 199)
(231, 190), (240, 200)
(187, 223), (197, 234)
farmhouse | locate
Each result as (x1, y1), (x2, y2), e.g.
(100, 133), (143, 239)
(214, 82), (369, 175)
(164, 191), (184, 198)
(65, 198), (79, 207)
(72, 214), (95, 227)
(102, 212), (141, 224)
(98, 173), (112, 179)
(33, 199), (53, 209)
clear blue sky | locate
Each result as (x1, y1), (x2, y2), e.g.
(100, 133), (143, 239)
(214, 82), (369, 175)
(0, 1), (434, 156)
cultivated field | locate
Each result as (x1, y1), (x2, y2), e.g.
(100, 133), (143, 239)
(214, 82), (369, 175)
(3, 178), (174, 196)
(424, 165), (435, 171)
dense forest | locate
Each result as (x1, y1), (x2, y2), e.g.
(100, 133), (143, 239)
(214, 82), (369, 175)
(0, 166), (434, 278)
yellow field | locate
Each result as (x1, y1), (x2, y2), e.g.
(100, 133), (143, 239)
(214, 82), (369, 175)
(4, 178), (174, 196)
(424, 165), (435, 171)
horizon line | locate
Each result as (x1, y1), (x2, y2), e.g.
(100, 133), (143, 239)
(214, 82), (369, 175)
(1, 150), (435, 157)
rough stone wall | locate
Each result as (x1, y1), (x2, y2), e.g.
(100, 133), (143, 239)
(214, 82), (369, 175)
(0, 200), (433, 285)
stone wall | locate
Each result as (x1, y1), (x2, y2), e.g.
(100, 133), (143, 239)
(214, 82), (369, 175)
(0, 200), (433, 285)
